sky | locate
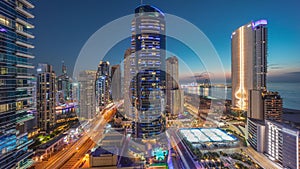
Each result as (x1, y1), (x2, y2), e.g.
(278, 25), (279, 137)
(31, 0), (300, 83)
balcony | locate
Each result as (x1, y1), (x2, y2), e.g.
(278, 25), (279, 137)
(15, 63), (35, 69)
(16, 40), (35, 48)
(16, 75), (35, 79)
(16, 85), (33, 90)
(16, 114), (34, 124)
(16, 52), (35, 59)
(16, 96), (33, 102)
(16, 6), (34, 18)
(16, 29), (35, 39)
(18, 159), (34, 169)
(17, 139), (34, 149)
(16, 18), (34, 29)
(19, 0), (35, 9)
(16, 107), (32, 114)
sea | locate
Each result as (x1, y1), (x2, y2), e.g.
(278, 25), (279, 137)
(182, 82), (300, 111)
(268, 82), (300, 111)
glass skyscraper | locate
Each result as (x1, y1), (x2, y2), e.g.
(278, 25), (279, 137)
(95, 61), (110, 111)
(130, 5), (166, 138)
(0, 0), (35, 168)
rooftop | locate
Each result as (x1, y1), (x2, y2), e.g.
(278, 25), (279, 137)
(91, 146), (117, 157)
(135, 5), (165, 16)
(179, 128), (237, 143)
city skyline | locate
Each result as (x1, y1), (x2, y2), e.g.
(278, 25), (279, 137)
(32, 0), (300, 83)
(1, 1), (300, 169)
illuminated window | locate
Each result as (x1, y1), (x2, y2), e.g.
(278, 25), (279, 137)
(16, 23), (23, 31)
(0, 67), (7, 75)
(17, 2), (23, 8)
(16, 101), (23, 110)
(0, 14), (11, 27)
(0, 104), (9, 113)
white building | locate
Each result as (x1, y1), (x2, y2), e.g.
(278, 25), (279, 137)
(231, 20), (267, 112)
(266, 120), (300, 169)
(78, 70), (97, 120)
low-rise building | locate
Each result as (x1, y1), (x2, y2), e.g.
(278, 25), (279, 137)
(266, 120), (300, 169)
(89, 147), (118, 168)
(247, 118), (266, 153)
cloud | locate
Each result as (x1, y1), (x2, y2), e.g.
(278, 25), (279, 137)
(270, 66), (283, 70)
(285, 71), (300, 76)
(268, 63), (283, 70)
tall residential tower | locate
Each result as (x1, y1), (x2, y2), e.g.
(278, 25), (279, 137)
(78, 70), (97, 120)
(36, 64), (56, 133)
(131, 5), (166, 138)
(95, 61), (110, 111)
(111, 64), (121, 102)
(231, 20), (267, 112)
(0, 0), (35, 168)
(166, 56), (181, 118)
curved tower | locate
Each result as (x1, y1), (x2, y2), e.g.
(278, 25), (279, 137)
(231, 20), (268, 112)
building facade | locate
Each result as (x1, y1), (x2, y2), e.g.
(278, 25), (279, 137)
(78, 70), (97, 120)
(248, 89), (264, 120)
(95, 61), (111, 111)
(266, 120), (300, 169)
(89, 147), (118, 168)
(263, 91), (282, 121)
(0, 0), (35, 168)
(37, 64), (56, 133)
(123, 48), (133, 119)
(111, 64), (121, 102)
(248, 90), (283, 121)
(166, 56), (181, 119)
(231, 20), (268, 111)
(57, 62), (72, 103)
(247, 118), (266, 153)
(131, 5), (166, 138)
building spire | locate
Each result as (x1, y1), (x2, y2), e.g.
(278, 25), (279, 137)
(141, 0), (143, 5)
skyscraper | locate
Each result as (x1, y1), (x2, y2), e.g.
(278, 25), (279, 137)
(95, 61), (110, 110)
(37, 64), (56, 133)
(78, 70), (97, 120)
(0, 0), (35, 168)
(57, 62), (71, 103)
(131, 5), (166, 138)
(231, 20), (267, 111)
(123, 48), (132, 119)
(166, 56), (181, 119)
(111, 64), (121, 102)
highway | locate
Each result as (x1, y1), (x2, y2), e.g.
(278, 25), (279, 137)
(60, 137), (95, 169)
(34, 102), (121, 169)
(34, 134), (90, 169)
